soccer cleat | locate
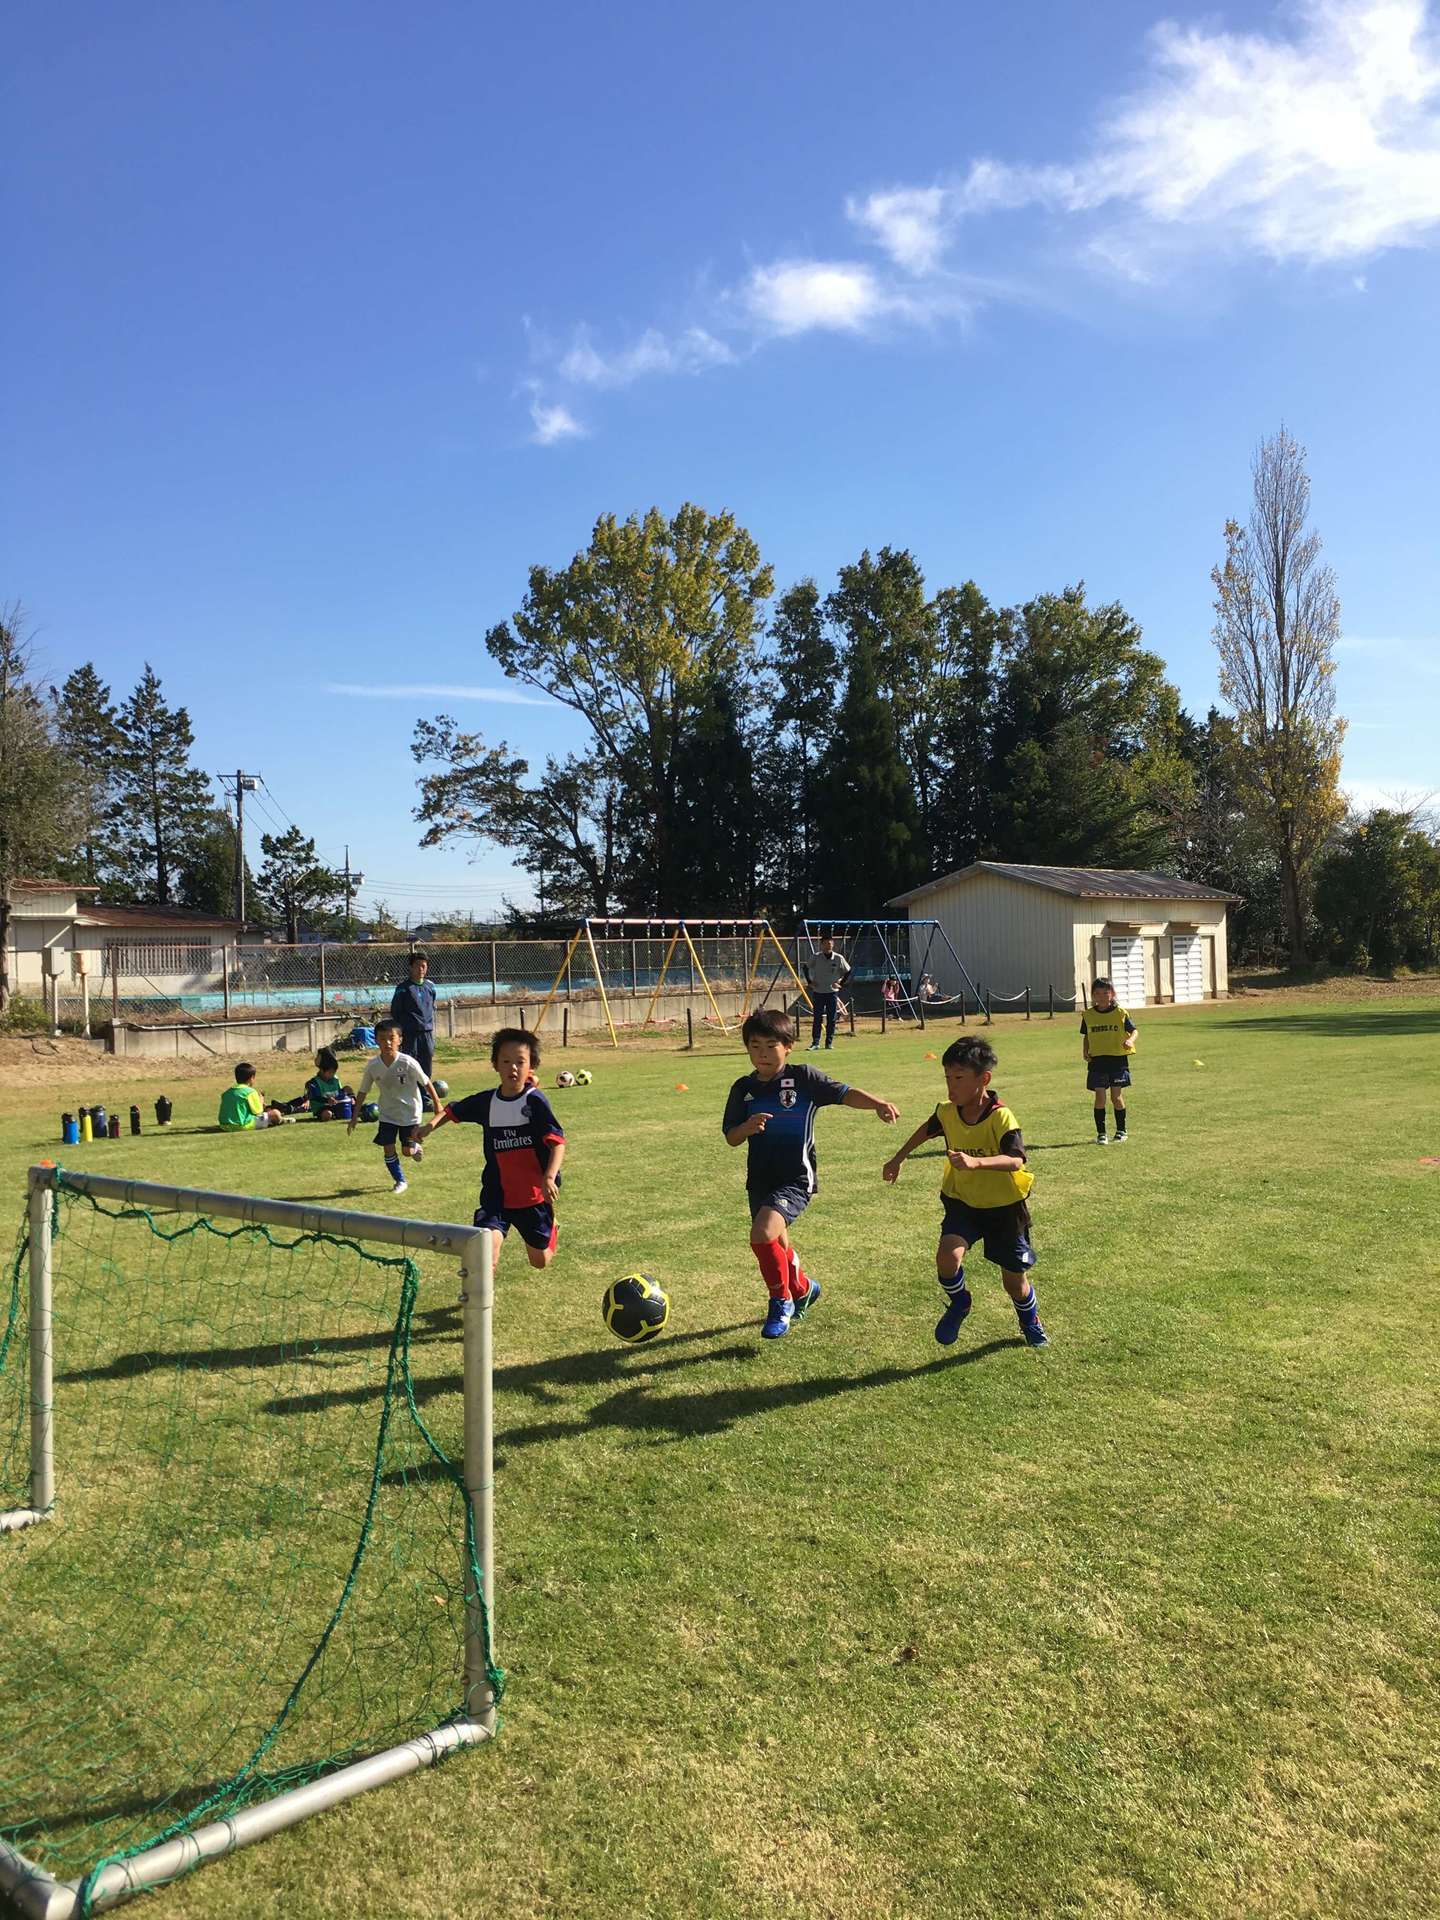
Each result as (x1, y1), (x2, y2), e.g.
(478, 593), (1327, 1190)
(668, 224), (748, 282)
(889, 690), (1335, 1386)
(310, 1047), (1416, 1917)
(935, 1290), (972, 1346)
(392, 1178), (409, 1195)
(1113, 1129), (1127, 1144)
(1022, 1320), (1051, 1348)
(761, 1298), (794, 1339)
(791, 1278), (822, 1320)
(1095, 1134), (1109, 1146)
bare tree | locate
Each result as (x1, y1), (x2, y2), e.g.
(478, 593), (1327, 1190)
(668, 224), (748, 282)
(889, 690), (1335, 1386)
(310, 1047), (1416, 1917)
(1212, 427), (1347, 963)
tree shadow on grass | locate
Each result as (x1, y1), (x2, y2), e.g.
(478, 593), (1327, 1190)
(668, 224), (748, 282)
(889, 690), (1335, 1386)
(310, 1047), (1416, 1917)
(1225, 1007), (1440, 1037)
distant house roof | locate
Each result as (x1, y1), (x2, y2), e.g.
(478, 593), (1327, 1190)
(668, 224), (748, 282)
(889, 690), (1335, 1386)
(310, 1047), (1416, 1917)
(74, 904), (244, 933)
(887, 862), (1241, 908)
(15, 879), (101, 893)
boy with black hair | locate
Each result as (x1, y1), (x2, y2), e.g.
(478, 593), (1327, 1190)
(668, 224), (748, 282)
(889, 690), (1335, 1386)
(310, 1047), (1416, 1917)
(421, 1027), (565, 1272)
(723, 1007), (899, 1339)
(883, 1034), (1049, 1349)
(1081, 976), (1137, 1144)
(348, 1017), (442, 1195)
(218, 1062), (286, 1131)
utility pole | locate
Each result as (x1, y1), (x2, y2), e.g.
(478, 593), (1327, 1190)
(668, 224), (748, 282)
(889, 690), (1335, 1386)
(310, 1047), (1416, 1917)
(220, 771), (260, 924)
(342, 845), (365, 940)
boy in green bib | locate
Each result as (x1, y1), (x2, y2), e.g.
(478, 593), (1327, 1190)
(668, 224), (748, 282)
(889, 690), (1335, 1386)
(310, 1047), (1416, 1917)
(883, 1035), (1048, 1349)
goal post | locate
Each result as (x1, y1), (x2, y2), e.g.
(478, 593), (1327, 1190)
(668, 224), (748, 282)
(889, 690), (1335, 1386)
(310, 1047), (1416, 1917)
(0, 1166), (499, 1920)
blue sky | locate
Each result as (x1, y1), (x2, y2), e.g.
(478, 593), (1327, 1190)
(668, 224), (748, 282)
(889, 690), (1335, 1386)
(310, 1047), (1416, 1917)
(6, 0), (1439, 921)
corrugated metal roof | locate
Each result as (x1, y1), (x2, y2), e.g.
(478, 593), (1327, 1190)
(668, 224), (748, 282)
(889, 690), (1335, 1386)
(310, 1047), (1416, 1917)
(888, 862), (1241, 907)
(74, 904), (243, 932)
(15, 878), (100, 893)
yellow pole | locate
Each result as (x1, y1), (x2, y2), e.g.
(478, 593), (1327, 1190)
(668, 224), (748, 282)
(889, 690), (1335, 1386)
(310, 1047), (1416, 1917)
(533, 928), (584, 1035)
(641, 927), (682, 1028)
(583, 920), (619, 1048)
(740, 925), (766, 1018)
(682, 924), (730, 1035)
(766, 925), (812, 1006)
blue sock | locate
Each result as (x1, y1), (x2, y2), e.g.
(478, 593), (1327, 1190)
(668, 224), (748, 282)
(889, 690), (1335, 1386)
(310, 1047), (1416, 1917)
(939, 1266), (969, 1300)
(385, 1156), (402, 1182)
(1013, 1281), (1040, 1326)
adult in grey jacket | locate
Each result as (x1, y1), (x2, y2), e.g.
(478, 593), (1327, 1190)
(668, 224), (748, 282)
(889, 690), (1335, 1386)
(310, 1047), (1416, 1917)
(390, 951), (438, 1077)
(803, 937), (851, 1050)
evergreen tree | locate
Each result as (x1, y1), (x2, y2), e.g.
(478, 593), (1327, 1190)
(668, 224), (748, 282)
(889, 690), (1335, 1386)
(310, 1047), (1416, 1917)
(256, 826), (346, 942)
(177, 808), (250, 916)
(813, 631), (924, 913)
(106, 665), (214, 904)
(670, 676), (757, 913)
(1314, 810), (1440, 973)
(766, 580), (839, 913)
(52, 663), (120, 885)
(0, 610), (82, 1012)
(931, 582), (1006, 870)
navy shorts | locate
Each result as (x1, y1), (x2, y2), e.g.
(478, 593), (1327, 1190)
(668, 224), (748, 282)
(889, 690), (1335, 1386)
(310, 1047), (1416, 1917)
(373, 1120), (420, 1147)
(939, 1197), (1036, 1272)
(748, 1185), (812, 1227)
(474, 1202), (557, 1252)
(1086, 1058), (1132, 1090)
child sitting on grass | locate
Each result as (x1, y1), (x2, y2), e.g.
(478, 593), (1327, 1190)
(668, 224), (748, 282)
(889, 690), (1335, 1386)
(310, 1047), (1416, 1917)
(723, 1007), (899, 1340)
(882, 1035), (1048, 1350)
(281, 1046), (354, 1119)
(218, 1063), (286, 1131)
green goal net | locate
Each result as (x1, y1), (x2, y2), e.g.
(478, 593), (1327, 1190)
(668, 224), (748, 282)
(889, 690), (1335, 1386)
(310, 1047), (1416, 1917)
(0, 1168), (500, 1918)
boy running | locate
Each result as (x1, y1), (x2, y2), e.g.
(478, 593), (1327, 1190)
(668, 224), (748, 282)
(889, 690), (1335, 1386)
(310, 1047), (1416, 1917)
(348, 1017), (442, 1194)
(421, 1028), (565, 1272)
(1081, 976), (1137, 1144)
(723, 1008), (899, 1339)
(882, 1035), (1048, 1349)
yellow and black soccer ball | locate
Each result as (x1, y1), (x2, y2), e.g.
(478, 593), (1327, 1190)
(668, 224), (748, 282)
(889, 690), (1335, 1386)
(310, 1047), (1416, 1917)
(601, 1272), (670, 1344)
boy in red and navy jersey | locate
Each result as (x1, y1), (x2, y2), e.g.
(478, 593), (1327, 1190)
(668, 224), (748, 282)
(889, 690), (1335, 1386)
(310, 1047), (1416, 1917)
(422, 1027), (565, 1270)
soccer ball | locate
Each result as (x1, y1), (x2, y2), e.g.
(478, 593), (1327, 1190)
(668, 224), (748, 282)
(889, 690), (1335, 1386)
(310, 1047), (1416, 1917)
(361, 1102), (380, 1121)
(432, 1078), (449, 1098)
(556, 1070), (577, 1088)
(601, 1273), (670, 1344)
(574, 1068), (593, 1086)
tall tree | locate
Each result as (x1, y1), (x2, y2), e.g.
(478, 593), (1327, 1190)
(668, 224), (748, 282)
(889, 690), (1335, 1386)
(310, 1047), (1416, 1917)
(1314, 809), (1440, 973)
(106, 666), (214, 904)
(412, 717), (619, 918)
(178, 808), (251, 917)
(765, 580), (839, 913)
(256, 825), (345, 942)
(0, 609), (82, 1012)
(482, 503), (773, 909)
(813, 630), (925, 912)
(1170, 708), (1285, 965)
(670, 674), (757, 914)
(52, 663), (120, 885)
(1212, 426), (1347, 963)
(931, 582), (1006, 871)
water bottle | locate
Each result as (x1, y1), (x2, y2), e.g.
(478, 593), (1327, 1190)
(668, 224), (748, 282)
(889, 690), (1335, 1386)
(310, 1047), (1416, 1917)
(108, 1114), (121, 1140)
(80, 1110), (93, 1143)
(155, 1096), (173, 1127)
(62, 1112), (79, 1146)
(91, 1105), (108, 1140)
(130, 1105), (142, 1135)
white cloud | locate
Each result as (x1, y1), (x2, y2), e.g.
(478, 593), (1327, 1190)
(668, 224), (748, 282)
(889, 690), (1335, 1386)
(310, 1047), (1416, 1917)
(846, 186), (951, 271)
(743, 259), (887, 334)
(559, 325), (734, 387)
(327, 682), (554, 705)
(528, 397), (587, 445)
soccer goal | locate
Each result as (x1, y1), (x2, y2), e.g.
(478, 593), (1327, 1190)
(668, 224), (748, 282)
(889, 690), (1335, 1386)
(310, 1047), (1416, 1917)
(0, 1165), (499, 1919)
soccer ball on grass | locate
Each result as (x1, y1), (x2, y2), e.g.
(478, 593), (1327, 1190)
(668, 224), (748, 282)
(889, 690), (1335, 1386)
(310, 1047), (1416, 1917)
(556, 1070), (577, 1088)
(573, 1068), (593, 1086)
(601, 1273), (670, 1344)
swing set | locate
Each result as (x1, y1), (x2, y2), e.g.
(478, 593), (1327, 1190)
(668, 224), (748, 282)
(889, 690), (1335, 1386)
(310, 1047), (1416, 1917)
(800, 917), (981, 1020)
(533, 918), (810, 1048)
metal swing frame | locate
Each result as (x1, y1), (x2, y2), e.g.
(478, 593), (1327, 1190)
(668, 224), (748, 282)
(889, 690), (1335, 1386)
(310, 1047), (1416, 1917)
(800, 917), (981, 1017)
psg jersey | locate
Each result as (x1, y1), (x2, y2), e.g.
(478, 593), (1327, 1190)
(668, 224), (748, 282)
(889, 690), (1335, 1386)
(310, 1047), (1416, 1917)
(446, 1086), (565, 1211)
(722, 1063), (849, 1195)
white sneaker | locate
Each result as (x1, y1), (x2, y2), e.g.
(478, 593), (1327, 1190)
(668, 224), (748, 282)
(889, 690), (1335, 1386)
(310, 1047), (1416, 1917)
(1095, 1135), (1109, 1147)
(393, 1178), (409, 1195)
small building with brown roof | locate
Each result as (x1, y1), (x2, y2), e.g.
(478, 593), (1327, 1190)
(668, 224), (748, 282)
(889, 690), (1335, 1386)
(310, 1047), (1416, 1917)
(5, 881), (244, 1009)
(886, 863), (1238, 1006)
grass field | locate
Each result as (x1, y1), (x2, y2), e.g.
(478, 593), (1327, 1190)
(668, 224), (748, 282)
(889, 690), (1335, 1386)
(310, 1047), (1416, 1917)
(3, 989), (1439, 1919)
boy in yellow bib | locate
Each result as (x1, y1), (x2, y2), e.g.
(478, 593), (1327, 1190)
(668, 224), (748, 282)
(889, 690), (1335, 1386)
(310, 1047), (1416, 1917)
(1080, 975), (1137, 1144)
(883, 1036), (1048, 1349)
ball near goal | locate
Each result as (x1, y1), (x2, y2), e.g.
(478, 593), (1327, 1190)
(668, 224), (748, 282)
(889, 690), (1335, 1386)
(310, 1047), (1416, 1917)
(601, 1273), (670, 1344)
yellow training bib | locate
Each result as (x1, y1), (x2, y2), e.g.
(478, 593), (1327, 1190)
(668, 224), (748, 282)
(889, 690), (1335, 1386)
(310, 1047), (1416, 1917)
(1082, 1006), (1132, 1056)
(935, 1099), (1034, 1207)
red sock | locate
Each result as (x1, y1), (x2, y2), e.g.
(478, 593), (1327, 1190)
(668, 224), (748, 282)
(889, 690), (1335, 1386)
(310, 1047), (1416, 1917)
(751, 1240), (790, 1300)
(787, 1246), (810, 1302)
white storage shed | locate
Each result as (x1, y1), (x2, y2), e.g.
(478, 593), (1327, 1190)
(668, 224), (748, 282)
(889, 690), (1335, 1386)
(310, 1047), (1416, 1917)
(886, 863), (1236, 1006)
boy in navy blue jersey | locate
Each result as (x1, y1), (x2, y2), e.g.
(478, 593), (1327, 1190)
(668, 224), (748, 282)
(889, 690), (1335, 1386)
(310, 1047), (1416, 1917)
(422, 1027), (565, 1274)
(723, 1007), (899, 1338)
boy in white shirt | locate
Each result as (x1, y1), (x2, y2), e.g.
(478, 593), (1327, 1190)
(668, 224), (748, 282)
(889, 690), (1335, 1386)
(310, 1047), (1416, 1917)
(347, 1018), (442, 1194)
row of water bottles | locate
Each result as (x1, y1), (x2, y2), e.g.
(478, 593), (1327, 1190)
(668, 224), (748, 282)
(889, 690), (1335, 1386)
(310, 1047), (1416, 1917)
(61, 1097), (173, 1145)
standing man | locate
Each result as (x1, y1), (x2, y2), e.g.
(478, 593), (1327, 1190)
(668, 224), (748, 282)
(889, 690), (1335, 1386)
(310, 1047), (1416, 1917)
(803, 935), (852, 1051)
(391, 950), (438, 1079)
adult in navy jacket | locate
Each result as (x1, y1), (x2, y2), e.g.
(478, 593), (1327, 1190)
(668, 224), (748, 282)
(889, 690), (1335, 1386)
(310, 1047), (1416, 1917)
(390, 951), (438, 1076)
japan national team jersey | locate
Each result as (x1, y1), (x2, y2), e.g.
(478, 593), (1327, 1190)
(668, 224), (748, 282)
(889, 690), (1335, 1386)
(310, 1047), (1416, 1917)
(722, 1063), (849, 1195)
(446, 1086), (565, 1212)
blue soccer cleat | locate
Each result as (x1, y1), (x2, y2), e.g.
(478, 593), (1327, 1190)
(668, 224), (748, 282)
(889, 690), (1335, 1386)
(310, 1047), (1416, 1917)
(935, 1289), (972, 1346)
(761, 1297), (795, 1339)
(791, 1278), (822, 1321)
(1022, 1319), (1050, 1348)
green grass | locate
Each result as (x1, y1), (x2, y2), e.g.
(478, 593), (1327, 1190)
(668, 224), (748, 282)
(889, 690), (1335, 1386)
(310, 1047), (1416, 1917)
(3, 993), (1439, 1918)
